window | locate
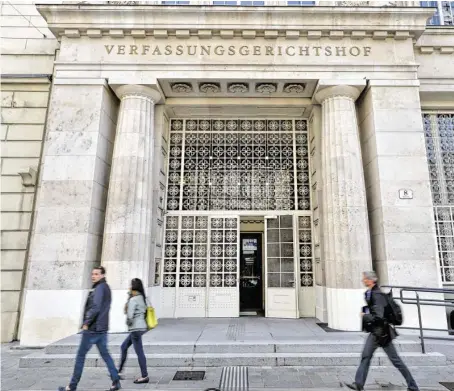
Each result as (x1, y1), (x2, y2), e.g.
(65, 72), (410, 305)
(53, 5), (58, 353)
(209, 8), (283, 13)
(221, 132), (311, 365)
(423, 113), (454, 284)
(240, 1), (265, 5)
(288, 1), (316, 5)
(213, 1), (238, 4)
(421, 1), (454, 25)
(166, 119), (310, 212)
(161, 1), (190, 4)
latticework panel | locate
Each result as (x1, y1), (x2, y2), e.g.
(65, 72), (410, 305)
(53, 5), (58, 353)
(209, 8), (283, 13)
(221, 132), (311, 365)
(209, 217), (239, 287)
(180, 216), (209, 287)
(298, 216), (313, 287)
(166, 119), (310, 211)
(162, 215), (240, 288)
(423, 113), (454, 283)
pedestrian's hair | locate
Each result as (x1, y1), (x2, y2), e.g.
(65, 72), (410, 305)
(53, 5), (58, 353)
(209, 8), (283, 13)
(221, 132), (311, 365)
(363, 271), (378, 283)
(93, 266), (106, 275)
(131, 278), (147, 302)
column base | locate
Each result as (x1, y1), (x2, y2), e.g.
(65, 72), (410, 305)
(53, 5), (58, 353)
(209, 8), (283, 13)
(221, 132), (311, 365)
(20, 289), (88, 347)
(315, 284), (328, 323)
(326, 287), (365, 331)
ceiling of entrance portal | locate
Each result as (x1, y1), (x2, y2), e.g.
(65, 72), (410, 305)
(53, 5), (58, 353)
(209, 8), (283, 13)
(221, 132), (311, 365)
(161, 79), (317, 98)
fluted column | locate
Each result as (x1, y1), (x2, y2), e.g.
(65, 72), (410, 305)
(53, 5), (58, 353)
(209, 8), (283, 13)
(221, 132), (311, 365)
(101, 85), (161, 331)
(315, 85), (373, 331)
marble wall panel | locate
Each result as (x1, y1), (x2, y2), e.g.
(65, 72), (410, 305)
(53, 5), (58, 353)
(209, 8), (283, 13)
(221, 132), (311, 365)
(20, 82), (119, 346)
(358, 84), (445, 328)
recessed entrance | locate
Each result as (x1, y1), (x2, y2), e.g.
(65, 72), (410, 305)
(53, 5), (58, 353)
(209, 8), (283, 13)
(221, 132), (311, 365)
(239, 232), (263, 315)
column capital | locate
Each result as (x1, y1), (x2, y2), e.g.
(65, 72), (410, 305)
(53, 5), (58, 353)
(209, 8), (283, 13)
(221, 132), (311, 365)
(113, 84), (163, 103)
(314, 80), (366, 104)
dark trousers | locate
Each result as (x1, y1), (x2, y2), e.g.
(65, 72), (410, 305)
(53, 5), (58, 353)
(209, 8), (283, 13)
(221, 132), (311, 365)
(355, 333), (418, 391)
(118, 330), (148, 378)
(69, 331), (119, 390)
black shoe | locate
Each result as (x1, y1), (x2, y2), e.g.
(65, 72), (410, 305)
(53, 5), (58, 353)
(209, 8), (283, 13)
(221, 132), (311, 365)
(133, 377), (149, 384)
(107, 381), (121, 391)
(345, 383), (364, 391)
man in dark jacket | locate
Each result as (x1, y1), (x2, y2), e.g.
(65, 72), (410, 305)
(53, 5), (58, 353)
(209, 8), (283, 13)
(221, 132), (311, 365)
(58, 267), (121, 391)
(345, 271), (419, 391)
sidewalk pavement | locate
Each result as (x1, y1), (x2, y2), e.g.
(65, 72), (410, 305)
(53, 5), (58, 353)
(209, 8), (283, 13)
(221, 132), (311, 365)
(2, 341), (454, 391)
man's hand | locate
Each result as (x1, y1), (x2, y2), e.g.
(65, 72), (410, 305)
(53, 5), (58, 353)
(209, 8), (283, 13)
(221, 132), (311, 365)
(82, 324), (88, 331)
(360, 312), (364, 317)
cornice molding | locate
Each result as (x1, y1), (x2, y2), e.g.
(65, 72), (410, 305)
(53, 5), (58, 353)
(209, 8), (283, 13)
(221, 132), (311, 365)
(37, 4), (434, 41)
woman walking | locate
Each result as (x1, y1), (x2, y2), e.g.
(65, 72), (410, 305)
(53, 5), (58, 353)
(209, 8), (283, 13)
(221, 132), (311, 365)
(118, 278), (149, 384)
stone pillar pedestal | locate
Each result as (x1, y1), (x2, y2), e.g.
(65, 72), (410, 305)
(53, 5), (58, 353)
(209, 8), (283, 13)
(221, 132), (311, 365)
(315, 84), (373, 331)
(101, 85), (161, 332)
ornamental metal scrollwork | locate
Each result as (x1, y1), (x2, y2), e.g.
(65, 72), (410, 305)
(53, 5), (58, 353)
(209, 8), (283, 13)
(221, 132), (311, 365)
(167, 119), (310, 211)
(423, 113), (454, 283)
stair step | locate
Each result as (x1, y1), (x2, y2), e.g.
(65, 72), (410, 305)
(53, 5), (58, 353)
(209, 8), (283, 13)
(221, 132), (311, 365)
(44, 340), (423, 354)
(20, 351), (446, 368)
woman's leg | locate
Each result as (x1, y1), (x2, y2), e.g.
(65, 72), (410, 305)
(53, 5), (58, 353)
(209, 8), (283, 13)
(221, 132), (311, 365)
(131, 331), (148, 378)
(118, 333), (132, 374)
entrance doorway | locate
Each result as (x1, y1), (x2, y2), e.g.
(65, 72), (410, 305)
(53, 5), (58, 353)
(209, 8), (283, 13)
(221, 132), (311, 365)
(239, 233), (263, 314)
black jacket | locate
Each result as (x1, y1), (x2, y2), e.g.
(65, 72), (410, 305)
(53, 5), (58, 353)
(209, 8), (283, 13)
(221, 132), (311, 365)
(362, 284), (397, 345)
(83, 278), (111, 332)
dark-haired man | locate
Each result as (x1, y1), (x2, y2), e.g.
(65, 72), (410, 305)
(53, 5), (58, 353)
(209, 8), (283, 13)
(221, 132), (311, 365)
(58, 267), (121, 391)
(345, 271), (418, 391)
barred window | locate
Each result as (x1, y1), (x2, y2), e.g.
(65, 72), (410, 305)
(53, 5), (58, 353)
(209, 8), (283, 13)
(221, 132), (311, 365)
(423, 113), (454, 283)
(166, 119), (310, 212)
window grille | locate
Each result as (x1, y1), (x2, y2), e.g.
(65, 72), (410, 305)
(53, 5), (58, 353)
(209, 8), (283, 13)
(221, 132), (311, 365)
(423, 113), (454, 283)
(166, 119), (310, 212)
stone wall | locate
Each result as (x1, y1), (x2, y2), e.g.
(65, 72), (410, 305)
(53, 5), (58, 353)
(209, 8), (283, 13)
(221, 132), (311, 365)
(1, 1), (58, 342)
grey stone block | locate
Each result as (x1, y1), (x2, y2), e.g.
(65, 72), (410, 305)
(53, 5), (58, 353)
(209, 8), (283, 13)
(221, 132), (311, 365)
(377, 352), (446, 366)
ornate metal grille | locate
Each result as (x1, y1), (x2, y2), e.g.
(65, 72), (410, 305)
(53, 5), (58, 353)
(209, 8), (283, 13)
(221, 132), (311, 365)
(298, 216), (313, 286)
(162, 215), (239, 288)
(423, 113), (454, 283)
(166, 119), (310, 211)
(209, 217), (239, 287)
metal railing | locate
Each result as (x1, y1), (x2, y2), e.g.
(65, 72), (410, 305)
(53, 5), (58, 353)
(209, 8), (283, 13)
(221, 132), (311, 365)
(382, 285), (454, 353)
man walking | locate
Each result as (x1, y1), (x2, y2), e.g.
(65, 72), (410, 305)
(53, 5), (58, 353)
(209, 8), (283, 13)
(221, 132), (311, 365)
(345, 271), (419, 391)
(58, 266), (121, 391)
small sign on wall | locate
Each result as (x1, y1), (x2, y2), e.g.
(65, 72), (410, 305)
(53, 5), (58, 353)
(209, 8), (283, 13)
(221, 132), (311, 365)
(399, 189), (413, 199)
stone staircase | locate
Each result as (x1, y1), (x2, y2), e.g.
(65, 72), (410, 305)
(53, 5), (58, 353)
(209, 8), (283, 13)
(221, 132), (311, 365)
(19, 337), (447, 368)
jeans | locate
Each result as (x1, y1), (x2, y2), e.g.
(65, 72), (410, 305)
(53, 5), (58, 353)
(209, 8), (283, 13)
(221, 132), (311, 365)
(118, 330), (148, 378)
(69, 331), (119, 390)
(355, 333), (419, 391)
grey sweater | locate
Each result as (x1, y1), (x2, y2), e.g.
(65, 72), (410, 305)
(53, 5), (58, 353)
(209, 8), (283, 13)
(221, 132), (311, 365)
(126, 294), (147, 331)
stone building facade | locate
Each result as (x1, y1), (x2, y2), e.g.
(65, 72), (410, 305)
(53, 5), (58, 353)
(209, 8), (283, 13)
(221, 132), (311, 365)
(1, 0), (453, 346)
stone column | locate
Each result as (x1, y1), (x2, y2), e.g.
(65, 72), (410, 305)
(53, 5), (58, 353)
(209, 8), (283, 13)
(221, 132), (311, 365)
(315, 84), (373, 331)
(101, 85), (161, 332)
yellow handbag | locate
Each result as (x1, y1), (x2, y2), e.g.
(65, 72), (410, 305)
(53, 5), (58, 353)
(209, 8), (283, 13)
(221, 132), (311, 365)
(145, 305), (158, 330)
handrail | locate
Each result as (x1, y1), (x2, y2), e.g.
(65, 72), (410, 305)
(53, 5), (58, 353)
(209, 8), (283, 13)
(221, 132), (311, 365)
(381, 285), (454, 353)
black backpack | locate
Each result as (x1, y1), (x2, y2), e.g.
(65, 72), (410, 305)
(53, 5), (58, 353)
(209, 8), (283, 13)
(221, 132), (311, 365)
(384, 290), (403, 326)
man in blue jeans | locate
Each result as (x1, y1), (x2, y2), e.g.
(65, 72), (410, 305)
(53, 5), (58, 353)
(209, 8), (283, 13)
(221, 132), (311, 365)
(58, 266), (121, 391)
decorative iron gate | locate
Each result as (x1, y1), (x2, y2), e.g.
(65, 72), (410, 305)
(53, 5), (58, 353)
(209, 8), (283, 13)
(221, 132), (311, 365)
(161, 118), (314, 317)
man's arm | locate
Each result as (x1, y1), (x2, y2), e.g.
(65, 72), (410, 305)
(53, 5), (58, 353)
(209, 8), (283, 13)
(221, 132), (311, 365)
(83, 285), (104, 327)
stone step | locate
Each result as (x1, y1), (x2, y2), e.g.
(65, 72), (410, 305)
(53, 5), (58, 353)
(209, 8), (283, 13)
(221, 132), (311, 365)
(44, 340), (423, 355)
(20, 351), (446, 368)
